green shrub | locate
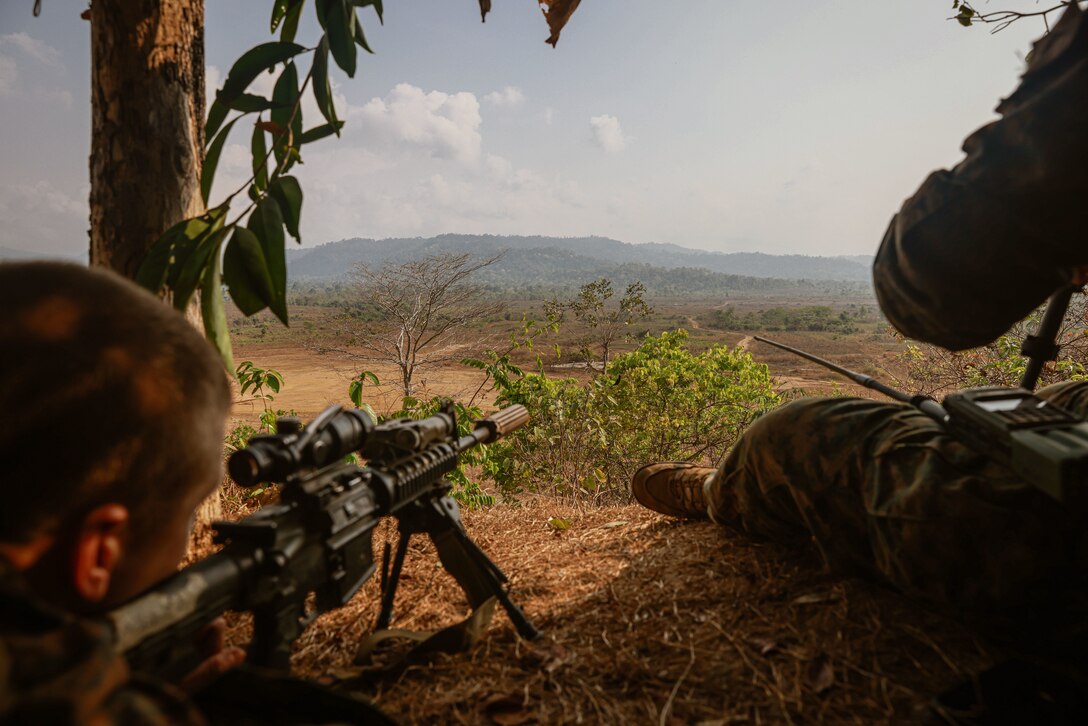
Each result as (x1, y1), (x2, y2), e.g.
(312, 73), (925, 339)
(487, 330), (780, 501)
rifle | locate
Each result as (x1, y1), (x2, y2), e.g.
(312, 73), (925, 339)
(754, 287), (1088, 502)
(107, 402), (540, 681)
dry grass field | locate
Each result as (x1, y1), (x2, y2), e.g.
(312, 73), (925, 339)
(227, 293), (901, 420)
(197, 500), (997, 724)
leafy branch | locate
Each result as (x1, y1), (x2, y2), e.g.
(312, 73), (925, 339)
(950, 0), (1085, 33)
(132, 0), (583, 373)
(136, 0), (382, 370)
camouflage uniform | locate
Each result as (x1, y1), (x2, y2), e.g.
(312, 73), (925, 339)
(709, 5), (1088, 632)
(0, 557), (205, 725)
(874, 3), (1088, 351)
(709, 381), (1088, 631)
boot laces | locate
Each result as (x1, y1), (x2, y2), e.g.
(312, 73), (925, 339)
(668, 471), (706, 512)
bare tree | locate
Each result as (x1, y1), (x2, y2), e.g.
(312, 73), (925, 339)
(341, 252), (505, 398)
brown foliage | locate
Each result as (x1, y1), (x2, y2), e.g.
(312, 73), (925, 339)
(538, 0), (584, 46)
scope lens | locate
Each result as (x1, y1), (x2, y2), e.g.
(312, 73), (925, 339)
(228, 450), (262, 488)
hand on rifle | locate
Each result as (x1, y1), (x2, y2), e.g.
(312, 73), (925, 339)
(178, 617), (246, 694)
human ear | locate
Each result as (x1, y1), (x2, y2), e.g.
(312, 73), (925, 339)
(71, 504), (129, 603)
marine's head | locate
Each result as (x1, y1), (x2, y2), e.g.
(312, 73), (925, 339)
(0, 262), (231, 611)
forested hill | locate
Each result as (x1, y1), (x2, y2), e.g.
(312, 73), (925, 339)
(286, 234), (873, 286)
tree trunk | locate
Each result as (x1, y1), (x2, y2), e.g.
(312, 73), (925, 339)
(88, 0), (205, 279)
(88, 0), (221, 522)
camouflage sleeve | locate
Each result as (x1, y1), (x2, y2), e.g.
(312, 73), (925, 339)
(0, 597), (205, 725)
(873, 4), (1088, 351)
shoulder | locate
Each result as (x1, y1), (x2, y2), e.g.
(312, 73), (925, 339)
(0, 568), (203, 725)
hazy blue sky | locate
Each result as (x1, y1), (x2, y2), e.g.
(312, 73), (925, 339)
(0, 1), (1048, 259)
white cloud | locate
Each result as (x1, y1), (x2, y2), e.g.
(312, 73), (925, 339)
(283, 102), (593, 244)
(0, 180), (85, 218)
(0, 180), (88, 258)
(191, 80), (605, 246)
(33, 88), (72, 109)
(544, 107), (555, 125)
(589, 114), (628, 153)
(0, 32), (62, 70)
(0, 55), (15, 96)
(483, 86), (525, 107)
(353, 83), (482, 164)
(205, 64), (223, 107)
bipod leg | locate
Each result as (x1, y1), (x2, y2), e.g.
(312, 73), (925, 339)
(375, 530), (411, 631)
(427, 498), (541, 640)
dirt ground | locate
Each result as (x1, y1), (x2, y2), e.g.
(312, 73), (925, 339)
(203, 498), (999, 724)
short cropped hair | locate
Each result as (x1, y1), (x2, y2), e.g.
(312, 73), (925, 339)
(0, 262), (232, 542)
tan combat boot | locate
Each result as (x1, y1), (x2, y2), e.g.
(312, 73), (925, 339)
(631, 462), (716, 519)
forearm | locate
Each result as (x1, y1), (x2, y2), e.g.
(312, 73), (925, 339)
(874, 5), (1088, 350)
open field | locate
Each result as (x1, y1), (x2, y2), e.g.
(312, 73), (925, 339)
(228, 292), (902, 422)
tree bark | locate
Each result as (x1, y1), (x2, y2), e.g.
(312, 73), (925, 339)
(88, 0), (221, 522)
(89, 0), (205, 279)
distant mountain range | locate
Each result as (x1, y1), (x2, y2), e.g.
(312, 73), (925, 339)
(287, 234), (873, 294)
(0, 236), (875, 297)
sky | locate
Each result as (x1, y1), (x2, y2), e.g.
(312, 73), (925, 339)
(0, 1), (1049, 260)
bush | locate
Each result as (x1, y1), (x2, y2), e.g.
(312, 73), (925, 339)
(486, 330), (780, 501)
(703, 305), (864, 333)
(382, 394), (497, 509)
(892, 297), (1088, 395)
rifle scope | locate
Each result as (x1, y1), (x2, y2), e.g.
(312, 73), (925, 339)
(228, 407), (375, 487)
(228, 404), (531, 488)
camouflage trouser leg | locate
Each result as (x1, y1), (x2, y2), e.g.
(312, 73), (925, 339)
(707, 381), (1088, 627)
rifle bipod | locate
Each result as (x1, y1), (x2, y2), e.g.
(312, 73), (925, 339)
(375, 490), (541, 640)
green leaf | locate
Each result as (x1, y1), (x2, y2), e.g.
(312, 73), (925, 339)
(311, 37), (340, 129)
(174, 225), (230, 313)
(217, 42), (306, 107)
(353, 14), (374, 53)
(201, 117), (240, 205)
(348, 370), (381, 407)
(227, 93), (283, 113)
(269, 176), (303, 242)
(223, 227), (276, 316)
(348, 378), (364, 407)
(353, 0), (383, 24)
(271, 62), (301, 169)
(247, 197), (288, 324)
(271, 0), (291, 32)
(165, 207), (230, 290)
(299, 122), (344, 144)
(251, 120), (268, 192)
(201, 251), (234, 371)
(280, 0), (305, 42)
(206, 100), (230, 142)
(325, 0), (358, 78)
(136, 217), (189, 293)
(548, 517), (572, 530)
